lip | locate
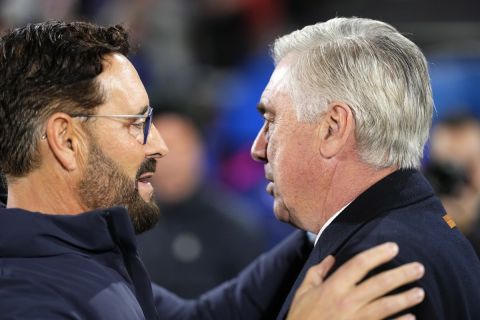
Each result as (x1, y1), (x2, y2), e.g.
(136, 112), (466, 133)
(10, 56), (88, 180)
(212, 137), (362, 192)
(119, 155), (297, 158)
(137, 172), (154, 182)
(265, 172), (274, 182)
(266, 181), (274, 196)
(264, 165), (273, 181)
(136, 172), (155, 201)
(137, 179), (154, 201)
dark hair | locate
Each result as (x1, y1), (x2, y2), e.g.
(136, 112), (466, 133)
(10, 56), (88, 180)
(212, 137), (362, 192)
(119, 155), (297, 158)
(423, 160), (470, 197)
(439, 112), (480, 127)
(0, 21), (130, 177)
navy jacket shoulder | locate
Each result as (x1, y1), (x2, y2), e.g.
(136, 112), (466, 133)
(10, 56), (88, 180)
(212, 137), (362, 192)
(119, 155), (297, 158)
(0, 207), (157, 319)
(277, 169), (480, 320)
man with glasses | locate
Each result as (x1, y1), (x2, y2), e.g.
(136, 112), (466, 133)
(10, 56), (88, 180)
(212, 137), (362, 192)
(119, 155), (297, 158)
(0, 21), (424, 319)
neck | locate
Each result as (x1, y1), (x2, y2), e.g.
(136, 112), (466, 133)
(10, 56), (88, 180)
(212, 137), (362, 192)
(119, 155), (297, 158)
(315, 161), (397, 232)
(6, 168), (87, 215)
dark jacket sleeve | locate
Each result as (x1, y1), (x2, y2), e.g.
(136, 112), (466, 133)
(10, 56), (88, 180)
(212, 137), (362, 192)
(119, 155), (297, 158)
(152, 230), (311, 320)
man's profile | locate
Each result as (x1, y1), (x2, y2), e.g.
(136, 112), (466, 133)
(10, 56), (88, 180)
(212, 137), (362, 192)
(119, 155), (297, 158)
(250, 17), (480, 319)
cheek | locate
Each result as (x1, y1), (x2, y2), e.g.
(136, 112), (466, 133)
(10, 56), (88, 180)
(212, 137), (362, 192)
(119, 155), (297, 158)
(273, 140), (317, 194)
(277, 161), (310, 198)
(105, 140), (144, 177)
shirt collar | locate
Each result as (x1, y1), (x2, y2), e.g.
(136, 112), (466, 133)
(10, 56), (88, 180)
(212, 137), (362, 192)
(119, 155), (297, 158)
(314, 202), (351, 246)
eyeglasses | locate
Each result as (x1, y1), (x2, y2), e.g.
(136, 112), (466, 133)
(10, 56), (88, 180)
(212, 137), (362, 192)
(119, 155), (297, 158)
(72, 106), (153, 145)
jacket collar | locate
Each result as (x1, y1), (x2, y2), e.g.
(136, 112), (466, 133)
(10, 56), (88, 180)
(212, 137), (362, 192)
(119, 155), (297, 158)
(0, 206), (160, 319)
(315, 169), (435, 260)
(0, 206), (134, 257)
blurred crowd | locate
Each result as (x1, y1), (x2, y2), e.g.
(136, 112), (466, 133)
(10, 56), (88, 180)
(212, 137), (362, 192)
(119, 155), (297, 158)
(1, 0), (480, 298)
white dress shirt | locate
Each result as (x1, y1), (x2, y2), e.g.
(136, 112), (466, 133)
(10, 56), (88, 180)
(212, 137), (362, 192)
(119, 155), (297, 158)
(314, 202), (351, 246)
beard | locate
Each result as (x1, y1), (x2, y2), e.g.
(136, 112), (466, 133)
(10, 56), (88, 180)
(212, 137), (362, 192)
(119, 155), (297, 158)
(77, 137), (160, 234)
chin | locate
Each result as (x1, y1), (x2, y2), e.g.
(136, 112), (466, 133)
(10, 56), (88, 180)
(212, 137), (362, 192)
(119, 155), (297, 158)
(273, 201), (291, 223)
(273, 201), (308, 231)
(139, 193), (154, 203)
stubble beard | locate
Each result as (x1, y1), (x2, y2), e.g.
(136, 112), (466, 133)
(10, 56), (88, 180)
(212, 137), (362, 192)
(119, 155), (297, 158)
(77, 137), (160, 234)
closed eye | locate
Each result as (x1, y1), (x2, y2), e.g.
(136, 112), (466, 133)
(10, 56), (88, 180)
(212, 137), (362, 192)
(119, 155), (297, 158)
(264, 117), (274, 128)
(130, 121), (145, 130)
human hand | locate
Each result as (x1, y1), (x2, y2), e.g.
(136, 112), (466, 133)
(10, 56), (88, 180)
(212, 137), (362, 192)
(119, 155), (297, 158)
(287, 242), (424, 320)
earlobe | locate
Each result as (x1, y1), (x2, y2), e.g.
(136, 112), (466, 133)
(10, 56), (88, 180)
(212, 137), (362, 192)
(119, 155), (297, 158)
(44, 113), (79, 172)
(319, 102), (354, 158)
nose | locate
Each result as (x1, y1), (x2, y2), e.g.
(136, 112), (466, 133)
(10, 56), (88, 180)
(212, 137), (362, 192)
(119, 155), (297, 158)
(145, 124), (169, 159)
(251, 124), (267, 162)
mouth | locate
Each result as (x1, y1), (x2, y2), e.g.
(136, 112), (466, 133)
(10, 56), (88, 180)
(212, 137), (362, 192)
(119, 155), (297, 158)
(265, 165), (273, 181)
(137, 172), (154, 184)
(266, 181), (274, 196)
(265, 168), (274, 195)
(136, 172), (155, 201)
(134, 158), (157, 201)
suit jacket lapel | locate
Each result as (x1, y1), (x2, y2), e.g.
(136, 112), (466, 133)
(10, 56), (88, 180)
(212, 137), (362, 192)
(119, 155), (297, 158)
(276, 246), (323, 319)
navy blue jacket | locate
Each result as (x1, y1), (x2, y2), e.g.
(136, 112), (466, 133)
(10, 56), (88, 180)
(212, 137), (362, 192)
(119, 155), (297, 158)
(277, 169), (480, 319)
(0, 206), (310, 319)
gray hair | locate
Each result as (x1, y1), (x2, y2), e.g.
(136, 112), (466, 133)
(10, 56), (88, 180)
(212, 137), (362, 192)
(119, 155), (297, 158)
(272, 17), (433, 169)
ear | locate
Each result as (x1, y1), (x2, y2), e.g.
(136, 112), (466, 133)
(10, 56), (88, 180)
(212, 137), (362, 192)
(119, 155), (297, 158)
(44, 113), (82, 172)
(318, 102), (355, 158)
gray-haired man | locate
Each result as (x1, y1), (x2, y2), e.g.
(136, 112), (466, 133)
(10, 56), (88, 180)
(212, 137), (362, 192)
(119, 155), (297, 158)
(251, 17), (480, 319)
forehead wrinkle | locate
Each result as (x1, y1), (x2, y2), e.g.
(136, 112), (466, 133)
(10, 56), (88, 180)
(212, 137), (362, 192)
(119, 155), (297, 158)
(261, 71), (291, 112)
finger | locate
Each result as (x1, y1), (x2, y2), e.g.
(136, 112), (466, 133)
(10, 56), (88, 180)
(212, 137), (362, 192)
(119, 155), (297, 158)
(393, 314), (416, 320)
(328, 242), (399, 290)
(358, 287), (425, 320)
(351, 262), (424, 306)
(294, 256), (335, 297)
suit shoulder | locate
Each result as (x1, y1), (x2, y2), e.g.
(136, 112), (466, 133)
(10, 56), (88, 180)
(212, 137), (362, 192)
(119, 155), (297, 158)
(333, 202), (480, 319)
(351, 194), (465, 248)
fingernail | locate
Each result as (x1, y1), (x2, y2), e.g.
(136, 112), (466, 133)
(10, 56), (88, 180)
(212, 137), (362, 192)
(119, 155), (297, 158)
(404, 314), (415, 320)
(386, 242), (399, 254)
(408, 263), (424, 277)
(414, 263), (425, 277)
(412, 288), (425, 302)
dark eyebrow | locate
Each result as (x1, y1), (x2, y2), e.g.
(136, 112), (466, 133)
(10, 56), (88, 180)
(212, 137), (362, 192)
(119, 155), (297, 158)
(256, 102), (266, 114)
(257, 102), (275, 117)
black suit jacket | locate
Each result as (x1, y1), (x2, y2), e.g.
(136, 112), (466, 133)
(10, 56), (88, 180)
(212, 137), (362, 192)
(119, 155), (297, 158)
(277, 169), (480, 319)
